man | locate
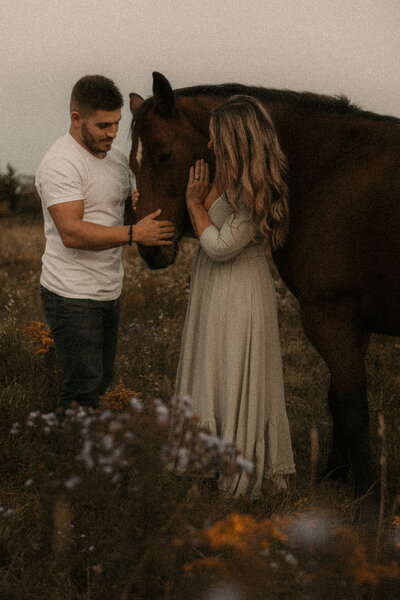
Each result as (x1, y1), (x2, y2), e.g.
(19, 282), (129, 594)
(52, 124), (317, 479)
(36, 74), (174, 414)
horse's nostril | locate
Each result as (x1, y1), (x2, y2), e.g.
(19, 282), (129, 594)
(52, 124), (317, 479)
(137, 245), (176, 269)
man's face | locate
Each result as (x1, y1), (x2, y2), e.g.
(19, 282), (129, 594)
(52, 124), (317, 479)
(75, 109), (121, 156)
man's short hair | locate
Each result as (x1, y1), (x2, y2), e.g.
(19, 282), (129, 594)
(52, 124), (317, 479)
(70, 75), (124, 116)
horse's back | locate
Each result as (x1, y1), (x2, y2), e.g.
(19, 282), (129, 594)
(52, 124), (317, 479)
(360, 137), (400, 334)
(281, 118), (400, 336)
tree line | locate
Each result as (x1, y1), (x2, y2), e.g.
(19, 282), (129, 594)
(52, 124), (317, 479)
(0, 164), (41, 218)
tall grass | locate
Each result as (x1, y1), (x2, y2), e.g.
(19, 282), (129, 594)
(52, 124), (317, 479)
(0, 218), (399, 599)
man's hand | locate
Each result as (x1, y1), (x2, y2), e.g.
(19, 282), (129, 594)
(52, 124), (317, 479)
(133, 209), (175, 246)
(132, 189), (139, 211)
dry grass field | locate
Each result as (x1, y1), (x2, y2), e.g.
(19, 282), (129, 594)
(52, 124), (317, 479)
(0, 217), (399, 599)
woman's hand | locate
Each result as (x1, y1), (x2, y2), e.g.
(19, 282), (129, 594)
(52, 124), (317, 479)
(186, 159), (210, 207)
(204, 180), (222, 211)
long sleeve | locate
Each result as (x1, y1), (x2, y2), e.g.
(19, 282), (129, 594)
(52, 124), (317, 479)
(199, 200), (257, 262)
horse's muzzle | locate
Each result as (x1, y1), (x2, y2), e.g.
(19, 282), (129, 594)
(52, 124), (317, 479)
(137, 243), (177, 270)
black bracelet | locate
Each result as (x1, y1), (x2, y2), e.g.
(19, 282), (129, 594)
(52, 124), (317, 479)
(128, 224), (133, 246)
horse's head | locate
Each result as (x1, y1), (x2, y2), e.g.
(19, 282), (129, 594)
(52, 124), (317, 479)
(129, 72), (215, 269)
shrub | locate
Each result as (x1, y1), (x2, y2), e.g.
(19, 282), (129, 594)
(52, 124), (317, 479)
(0, 164), (41, 218)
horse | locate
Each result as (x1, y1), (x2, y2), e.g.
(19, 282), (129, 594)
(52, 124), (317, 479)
(128, 71), (400, 501)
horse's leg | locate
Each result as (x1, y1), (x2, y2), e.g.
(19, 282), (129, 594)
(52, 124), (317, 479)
(323, 383), (352, 483)
(300, 298), (375, 498)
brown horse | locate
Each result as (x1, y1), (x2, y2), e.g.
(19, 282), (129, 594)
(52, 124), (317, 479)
(129, 71), (400, 500)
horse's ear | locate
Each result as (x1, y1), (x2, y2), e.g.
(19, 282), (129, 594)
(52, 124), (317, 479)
(152, 71), (175, 115)
(129, 93), (144, 116)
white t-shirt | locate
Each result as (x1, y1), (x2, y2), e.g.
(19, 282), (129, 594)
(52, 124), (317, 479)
(36, 133), (132, 300)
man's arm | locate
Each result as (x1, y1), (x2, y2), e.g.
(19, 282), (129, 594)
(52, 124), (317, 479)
(49, 200), (175, 250)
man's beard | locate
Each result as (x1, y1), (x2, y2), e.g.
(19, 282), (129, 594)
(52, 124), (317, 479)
(81, 122), (108, 156)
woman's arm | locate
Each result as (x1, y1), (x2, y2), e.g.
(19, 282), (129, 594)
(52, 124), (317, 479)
(186, 159), (254, 262)
(199, 201), (253, 262)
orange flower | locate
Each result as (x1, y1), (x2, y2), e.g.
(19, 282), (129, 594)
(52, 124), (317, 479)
(100, 383), (142, 412)
(204, 513), (291, 552)
(23, 321), (54, 354)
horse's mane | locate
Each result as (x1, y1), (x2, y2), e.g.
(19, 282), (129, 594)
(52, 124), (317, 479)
(133, 83), (399, 126)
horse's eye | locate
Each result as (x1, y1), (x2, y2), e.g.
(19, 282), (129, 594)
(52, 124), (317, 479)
(158, 151), (172, 165)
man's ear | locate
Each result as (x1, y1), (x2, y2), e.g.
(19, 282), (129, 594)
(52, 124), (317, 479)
(70, 111), (81, 127)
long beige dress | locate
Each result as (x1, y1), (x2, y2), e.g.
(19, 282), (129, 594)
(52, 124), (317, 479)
(175, 195), (295, 497)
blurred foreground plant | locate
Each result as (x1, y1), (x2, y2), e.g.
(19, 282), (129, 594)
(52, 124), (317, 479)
(181, 509), (400, 599)
(3, 392), (251, 599)
(5, 391), (400, 599)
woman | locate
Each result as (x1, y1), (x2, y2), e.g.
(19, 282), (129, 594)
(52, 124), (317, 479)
(175, 95), (295, 498)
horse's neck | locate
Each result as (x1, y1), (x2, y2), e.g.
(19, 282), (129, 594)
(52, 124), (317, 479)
(270, 106), (351, 188)
(182, 93), (346, 157)
(178, 96), (217, 137)
(181, 93), (350, 190)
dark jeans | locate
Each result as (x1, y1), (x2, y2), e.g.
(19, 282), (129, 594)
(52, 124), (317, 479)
(40, 285), (120, 411)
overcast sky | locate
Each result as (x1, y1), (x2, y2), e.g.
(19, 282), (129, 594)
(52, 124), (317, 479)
(1, 0), (399, 175)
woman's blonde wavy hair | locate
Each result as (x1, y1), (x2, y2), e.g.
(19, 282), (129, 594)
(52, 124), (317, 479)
(211, 95), (289, 250)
